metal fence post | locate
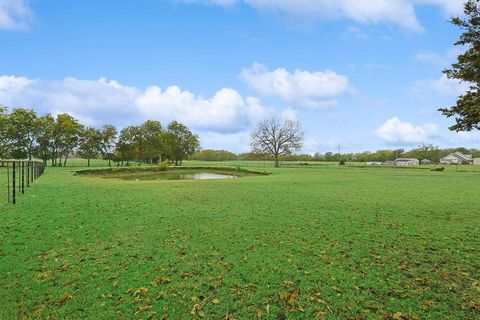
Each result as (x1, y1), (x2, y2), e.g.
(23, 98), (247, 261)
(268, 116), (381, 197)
(7, 162), (10, 203)
(26, 161), (30, 188)
(12, 162), (16, 205)
(21, 162), (25, 194)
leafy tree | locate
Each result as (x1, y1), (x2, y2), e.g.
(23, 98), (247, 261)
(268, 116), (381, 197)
(6, 108), (39, 160)
(99, 125), (117, 166)
(164, 121), (200, 165)
(0, 106), (9, 158)
(36, 114), (55, 165)
(78, 127), (102, 167)
(140, 120), (164, 163)
(116, 126), (137, 165)
(250, 118), (304, 167)
(192, 149), (238, 161)
(52, 114), (83, 166)
(439, 0), (480, 131)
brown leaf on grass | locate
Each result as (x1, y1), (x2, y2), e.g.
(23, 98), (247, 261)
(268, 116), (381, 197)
(223, 311), (234, 320)
(138, 304), (152, 312)
(281, 288), (301, 306)
(150, 276), (171, 286)
(181, 271), (200, 279)
(392, 312), (419, 320)
(57, 263), (71, 272)
(420, 300), (435, 310)
(314, 311), (325, 318)
(191, 303), (205, 318)
(127, 287), (149, 297)
(283, 280), (293, 287)
(212, 298), (220, 304)
(36, 270), (53, 281)
(49, 293), (73, 306)
(146, 311), (157, 319)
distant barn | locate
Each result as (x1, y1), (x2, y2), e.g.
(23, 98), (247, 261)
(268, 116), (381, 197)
(395, 158), (419, 166)
(421, 159), (432, 165)
(440, 152), (473, 165)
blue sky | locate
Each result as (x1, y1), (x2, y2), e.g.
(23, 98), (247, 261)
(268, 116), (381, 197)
(0, 0), (478, 153)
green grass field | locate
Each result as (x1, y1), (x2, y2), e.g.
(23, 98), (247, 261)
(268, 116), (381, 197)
(0, 163), (479, 319)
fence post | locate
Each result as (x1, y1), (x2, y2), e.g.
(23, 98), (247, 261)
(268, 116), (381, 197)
(7, 162), (10, 203)
(26, 161), (30, 188)
(21, 162), (25, 194)
(12, 162), (16, 205)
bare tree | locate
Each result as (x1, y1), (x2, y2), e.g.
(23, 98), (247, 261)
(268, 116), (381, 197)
(250, 118), (304, 167)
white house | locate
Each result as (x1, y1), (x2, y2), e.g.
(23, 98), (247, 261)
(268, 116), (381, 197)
(440, 152), (473, 165)
(474, 158), (480, 165)
(395, 158), (419, 166)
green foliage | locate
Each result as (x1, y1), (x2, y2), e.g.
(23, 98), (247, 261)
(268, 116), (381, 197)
(157, 161), (170, 171)
(0, 165), (478, 319)
(439, 0), (480, 131)
(164, 121), (200, 165)
(191, 149), (238, 161)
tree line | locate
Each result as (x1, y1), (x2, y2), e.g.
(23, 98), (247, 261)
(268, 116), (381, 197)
(0, 106), (200, 166)
(192, 144), (480, 163)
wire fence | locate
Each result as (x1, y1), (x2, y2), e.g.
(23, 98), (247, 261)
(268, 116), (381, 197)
(0, 160), (45, 209)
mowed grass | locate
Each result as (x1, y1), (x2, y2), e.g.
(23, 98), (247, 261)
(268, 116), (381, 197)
(0, 164), (479, 319)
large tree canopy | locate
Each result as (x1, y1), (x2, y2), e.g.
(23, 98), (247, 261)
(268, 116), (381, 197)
(439, 0), (480, 131)
(250, 118), (304, 167)
(0, 106), (200, 166)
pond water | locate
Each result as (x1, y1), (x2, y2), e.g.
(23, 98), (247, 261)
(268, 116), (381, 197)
(103, 171), (237, 181)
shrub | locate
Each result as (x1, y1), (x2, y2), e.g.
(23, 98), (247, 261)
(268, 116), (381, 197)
(157, 161), (170, 171)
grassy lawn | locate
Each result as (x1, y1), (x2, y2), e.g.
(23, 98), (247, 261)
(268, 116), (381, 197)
(0, 163), (479, 319)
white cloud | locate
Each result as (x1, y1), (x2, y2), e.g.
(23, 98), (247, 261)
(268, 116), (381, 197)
(413, 0), (464, 15)
(412, 75), (470, 97)
(136, 86), (270, 133)
(0, 0), (33, 30)
(280, 107), (298, 121)
(240, 63), (350, 108)
(376, 117), (439, 145)
(182, 0), (466, 32)
(0, 75), (269, 133)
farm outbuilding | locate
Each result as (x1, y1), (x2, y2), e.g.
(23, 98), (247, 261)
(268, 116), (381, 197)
(395, 158), (419, 166)
(440, 152), (473, 165)
(474, 158), (480, 165)
(421, 159), (432, 165)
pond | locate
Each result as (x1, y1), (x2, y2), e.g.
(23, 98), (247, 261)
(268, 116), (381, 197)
(100, 171), (237, 181)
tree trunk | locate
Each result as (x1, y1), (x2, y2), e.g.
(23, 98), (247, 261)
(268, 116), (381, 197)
(275, 156), (279, 168)
(108, 159), (111, 167)
(88, 157), (91, 167)
(64, 151), (69, 167)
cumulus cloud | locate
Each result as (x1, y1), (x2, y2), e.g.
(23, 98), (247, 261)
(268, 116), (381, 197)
(0, 0), (33, 30)
(136, 86), (270, 133)
(376, 117), (439, 145)
(181, 0), (466, 32)
(0, 75), (270, 133)
(240, 63), (350, 108)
